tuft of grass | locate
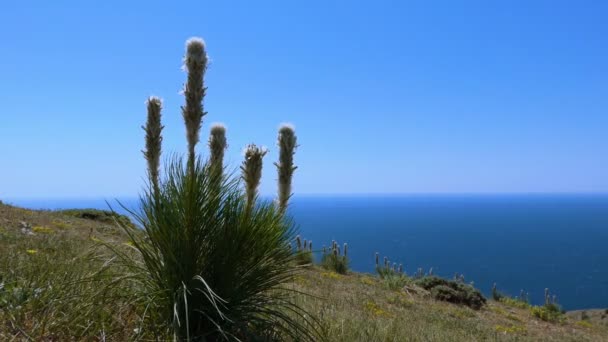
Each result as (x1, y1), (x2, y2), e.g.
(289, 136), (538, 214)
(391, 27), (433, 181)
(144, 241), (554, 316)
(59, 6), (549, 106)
(530, 303), (565, 323)
(320, 253), (349, 274)
(576, 320), (593, 328)
(494, 324), (527, 335)
(500, 296), (531, 309)
(381, 274), (410, 291)
(32, 226), (54, 234)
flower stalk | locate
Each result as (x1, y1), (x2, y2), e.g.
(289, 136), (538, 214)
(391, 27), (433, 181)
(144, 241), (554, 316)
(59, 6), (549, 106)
(143, 96), (163, 197)
(275, 124), (298, 213)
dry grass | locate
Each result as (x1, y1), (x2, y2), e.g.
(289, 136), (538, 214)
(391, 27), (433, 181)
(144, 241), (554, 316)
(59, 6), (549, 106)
(1, 203), (607, 341)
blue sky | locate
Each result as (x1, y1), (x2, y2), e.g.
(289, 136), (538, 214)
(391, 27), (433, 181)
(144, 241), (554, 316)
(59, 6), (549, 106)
(0, 0), (607, 198)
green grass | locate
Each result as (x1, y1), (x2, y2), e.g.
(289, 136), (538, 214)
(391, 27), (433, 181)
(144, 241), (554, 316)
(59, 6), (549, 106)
(2, 203), (608, 341)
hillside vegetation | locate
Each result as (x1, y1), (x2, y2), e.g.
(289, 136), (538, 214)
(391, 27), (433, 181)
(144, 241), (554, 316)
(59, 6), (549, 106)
(1, 203), (607, 341)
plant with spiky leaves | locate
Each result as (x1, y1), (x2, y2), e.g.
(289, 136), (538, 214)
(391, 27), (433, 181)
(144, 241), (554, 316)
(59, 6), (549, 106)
(275, 124), (297, 213)
(293, 235), (314, 266)
(110, 37), (321, 342)
(320, 240), (349, 274)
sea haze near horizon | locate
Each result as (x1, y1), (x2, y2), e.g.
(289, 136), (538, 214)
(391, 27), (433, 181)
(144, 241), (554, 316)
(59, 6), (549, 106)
(5, 194), (608, 311)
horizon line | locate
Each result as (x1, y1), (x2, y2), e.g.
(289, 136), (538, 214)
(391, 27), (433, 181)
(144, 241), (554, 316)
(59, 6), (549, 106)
(4, 191), (608, 201)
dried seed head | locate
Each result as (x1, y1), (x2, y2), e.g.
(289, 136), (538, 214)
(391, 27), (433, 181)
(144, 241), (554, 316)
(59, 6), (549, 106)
(343, 243), (348, 257)
(295, 235), (302, 251)
(184, 37), (208, 72)
(275, 123), (298, 213)
(241, 144), (268, 206)
(143, 96), (164, 195)
(208, 123), (227, 170)
(182, 37), (209, 166)
(375, 252), (379, 266)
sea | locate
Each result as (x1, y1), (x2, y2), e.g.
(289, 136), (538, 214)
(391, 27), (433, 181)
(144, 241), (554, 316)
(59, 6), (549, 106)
(6, 194), (608, 311)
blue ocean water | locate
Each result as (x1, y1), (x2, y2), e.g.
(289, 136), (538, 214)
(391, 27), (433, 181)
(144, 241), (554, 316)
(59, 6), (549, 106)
(6, 195), (608, 310)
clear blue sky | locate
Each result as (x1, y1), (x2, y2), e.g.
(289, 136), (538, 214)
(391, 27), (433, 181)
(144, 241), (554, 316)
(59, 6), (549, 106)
(1, 0), (607, 198)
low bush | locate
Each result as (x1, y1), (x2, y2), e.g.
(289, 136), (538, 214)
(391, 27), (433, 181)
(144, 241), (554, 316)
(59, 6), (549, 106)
(530, 303), (565, 323)
(58, 209), (133, 226)
(295, 250), (314, 266)
(413, 276), (486, 309)
(500, 297), (531, 309)
(382, 274), (410, 291)
(293, 236), (314, 266)
(320, 241), (349, 274)
(321, 253), (349, 275)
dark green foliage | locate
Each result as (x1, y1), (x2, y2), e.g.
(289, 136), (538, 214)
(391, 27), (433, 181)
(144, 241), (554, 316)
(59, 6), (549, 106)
(113, 157), (321, 341)
(413, 276), (486, 310)
(321, 253), (349, 275)
(430, 285), (459, 302)
(58, 209), (132, 226)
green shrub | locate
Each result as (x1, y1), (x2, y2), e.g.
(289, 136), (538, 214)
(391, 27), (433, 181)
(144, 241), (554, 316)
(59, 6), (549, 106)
(293, 235), (314, 266)
(321, 253), (349, 274)
(413, 276), (486, 310)
(58, 209), (132, 226)
(500, 297), (531, 309)
(115, 158), (321, 340)
(530, 304), (565, 323)
(107, 37), (321, 341)
(374, 253), (407, 290)
(320, 241), (349, 274)
(382, 274), (410, 291)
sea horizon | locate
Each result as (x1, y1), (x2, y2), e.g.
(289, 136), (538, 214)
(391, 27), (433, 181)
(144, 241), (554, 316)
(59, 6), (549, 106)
(3, 193), (607, 311)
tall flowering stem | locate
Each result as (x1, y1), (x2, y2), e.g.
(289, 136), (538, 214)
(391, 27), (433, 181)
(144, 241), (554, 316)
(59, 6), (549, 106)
(275, 124), (298, 214)
(241, 144), (267, 210)
(208, 123), (227, 171)
(143, 96), (163, 197)
(182, 37), (208, 173)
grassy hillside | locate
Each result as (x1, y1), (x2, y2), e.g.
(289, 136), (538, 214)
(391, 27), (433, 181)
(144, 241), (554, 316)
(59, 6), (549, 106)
(1, 202), (607, 341)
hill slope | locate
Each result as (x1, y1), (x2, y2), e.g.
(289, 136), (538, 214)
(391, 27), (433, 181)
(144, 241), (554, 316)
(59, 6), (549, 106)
(0, 203), (607, 341)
